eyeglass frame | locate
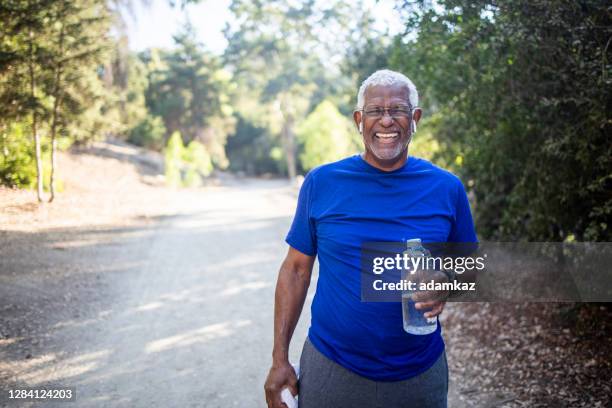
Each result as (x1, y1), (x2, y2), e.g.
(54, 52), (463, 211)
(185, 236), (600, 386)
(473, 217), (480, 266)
(357, 104), (420, 120)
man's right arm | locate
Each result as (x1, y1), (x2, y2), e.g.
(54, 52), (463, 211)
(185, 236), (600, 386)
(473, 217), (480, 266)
(264, 247), (315, 408)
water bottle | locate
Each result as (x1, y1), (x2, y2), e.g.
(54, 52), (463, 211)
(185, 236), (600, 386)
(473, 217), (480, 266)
(401, 238), (438, 335)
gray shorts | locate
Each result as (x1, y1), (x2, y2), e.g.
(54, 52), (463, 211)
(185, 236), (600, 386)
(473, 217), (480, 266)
(298, 338), (448, 408)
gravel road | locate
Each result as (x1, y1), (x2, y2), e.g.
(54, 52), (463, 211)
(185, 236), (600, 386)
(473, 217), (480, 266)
(2, 144), (609, 408)
(0, 179), (315, 408)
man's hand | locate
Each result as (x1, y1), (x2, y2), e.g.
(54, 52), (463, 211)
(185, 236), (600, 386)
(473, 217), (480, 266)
(413, 270), (450, 318)
(264, 361), (298, 408)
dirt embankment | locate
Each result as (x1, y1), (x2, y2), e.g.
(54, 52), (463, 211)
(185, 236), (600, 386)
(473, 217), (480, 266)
(1, 139), (185, 232)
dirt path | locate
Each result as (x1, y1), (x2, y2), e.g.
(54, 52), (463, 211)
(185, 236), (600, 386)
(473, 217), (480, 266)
(1, 174), (315, 407)
(1, 144), (609, 407)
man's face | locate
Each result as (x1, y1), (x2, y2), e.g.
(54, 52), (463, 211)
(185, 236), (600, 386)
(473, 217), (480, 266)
(353, 83), (421, 170)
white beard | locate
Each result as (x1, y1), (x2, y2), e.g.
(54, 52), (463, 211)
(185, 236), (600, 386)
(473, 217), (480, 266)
(368, 136), (411, 161)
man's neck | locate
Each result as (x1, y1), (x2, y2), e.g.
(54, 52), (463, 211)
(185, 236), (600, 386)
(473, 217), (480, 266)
(361, 151), (408, 172)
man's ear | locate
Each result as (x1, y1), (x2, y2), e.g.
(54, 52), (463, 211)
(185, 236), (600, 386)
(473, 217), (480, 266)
(353, 110), (362, 133)
(412, 108), (423, 124)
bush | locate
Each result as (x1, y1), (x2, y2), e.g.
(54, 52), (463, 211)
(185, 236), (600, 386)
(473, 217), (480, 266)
(0, 123), (37, 188)
(128, 115), (166, 150)
(164, 131), (185, 187)
(183, 141), (213, 187)
(164, 132), (214, 187)
(296, 100), (360, 171)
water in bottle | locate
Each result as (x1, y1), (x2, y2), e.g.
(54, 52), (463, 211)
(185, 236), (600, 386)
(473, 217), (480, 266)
(401, 238), (438, 335)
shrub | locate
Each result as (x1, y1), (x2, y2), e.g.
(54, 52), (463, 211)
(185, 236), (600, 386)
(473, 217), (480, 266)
(128, 115), (166, 150)
(0, 123), (37, 188)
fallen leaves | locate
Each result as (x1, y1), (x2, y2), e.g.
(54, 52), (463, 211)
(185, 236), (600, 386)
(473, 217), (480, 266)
(442, 303), (612, 407)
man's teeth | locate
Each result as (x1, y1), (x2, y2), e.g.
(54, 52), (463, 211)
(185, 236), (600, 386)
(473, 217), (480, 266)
(376, 132), (399, 138)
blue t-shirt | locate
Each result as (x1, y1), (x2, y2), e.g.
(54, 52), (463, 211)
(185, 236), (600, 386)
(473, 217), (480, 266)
(286, 154), (477, 381)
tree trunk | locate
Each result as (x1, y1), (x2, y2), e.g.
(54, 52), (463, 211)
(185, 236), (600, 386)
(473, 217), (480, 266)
(49, 131), (58, 203)
(282, 118), (296, 180)
(28, 31), (43, 203)
(1, 124), (8, 158)
(49, 22), (65, 203)
(278, 96), (296, 180)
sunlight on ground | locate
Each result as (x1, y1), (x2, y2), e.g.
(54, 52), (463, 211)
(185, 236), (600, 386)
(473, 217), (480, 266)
(173, 216), (284, 232)
(208, 252), (279, 272)
(0, 337), (22, 347)
(1, 349), (111, 386)
(220, 281), (271, 296)
(46, 229), (155, 250)
(134, 301), (165, 312)
(51, 317), (103, 330)
(0, 352), (56, 374)
(144, 320), (251, 354)
(158, 286), (207, 303)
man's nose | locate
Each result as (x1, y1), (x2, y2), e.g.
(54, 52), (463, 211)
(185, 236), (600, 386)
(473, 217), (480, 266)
(380, 113), (394, 127)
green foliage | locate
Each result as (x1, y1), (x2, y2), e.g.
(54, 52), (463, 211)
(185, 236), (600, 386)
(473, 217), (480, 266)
(164, 131), (213, 187)
(164, 131), (184, 187)
(183, 141), (213, 187)
(390, 0), (611, 241)
(128, 115), (166, 150)
(0, 123), (36, 188)
(408, 113), (444, 165)
(340, 5), (393, 112)
(224, 0), (356, 177)
(0, 0), (112, 192)
(121, 53), (150, 134)
(226, 114), (281, 175)
(143, 23), (234, 163)
(0, 123), (65, 191)
(296, 100), (360, 171)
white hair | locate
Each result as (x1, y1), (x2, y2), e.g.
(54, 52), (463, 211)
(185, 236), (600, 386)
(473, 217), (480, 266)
(356, 69), (419, 109)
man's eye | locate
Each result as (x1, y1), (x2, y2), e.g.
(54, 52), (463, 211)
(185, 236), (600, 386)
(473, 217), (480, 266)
(366, 108), (384, 115)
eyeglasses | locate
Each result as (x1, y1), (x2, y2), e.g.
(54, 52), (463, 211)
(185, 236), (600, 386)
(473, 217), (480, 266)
(361, 105), (414, 119)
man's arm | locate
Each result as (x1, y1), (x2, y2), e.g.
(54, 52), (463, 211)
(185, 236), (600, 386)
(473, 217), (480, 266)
(264, 247), (315, 408)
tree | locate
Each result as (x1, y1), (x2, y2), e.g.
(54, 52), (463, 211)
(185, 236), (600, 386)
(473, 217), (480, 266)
(128, 114), (166, 150)
(296, 100), (360, 171)
(340, 0), (394, 111)
(390, 0), (611, 241)
(45, 0), (111, 202)
(224, 0), (354, 178)
(0, 0), (112, 199)
(0, 0), (54, 201)
(144, 22), (234, 166)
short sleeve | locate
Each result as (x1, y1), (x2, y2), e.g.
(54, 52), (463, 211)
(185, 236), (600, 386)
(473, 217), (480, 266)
(285, 172), (317, 256)
(448, 180), (478, 243)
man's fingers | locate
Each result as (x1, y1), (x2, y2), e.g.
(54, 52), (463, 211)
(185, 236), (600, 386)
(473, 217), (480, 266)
(424, 302), (445, 318)
(415, 299), (438, 310)
(415, 300), (445, 317)
(412, 289), (448, 303)
(264, 389), (284, 408)
(264, 367), (297, 408)
(286, 383), (298, 397)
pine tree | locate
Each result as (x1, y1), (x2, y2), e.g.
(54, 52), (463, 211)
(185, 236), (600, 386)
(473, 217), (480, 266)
(45, 0), (111, 201)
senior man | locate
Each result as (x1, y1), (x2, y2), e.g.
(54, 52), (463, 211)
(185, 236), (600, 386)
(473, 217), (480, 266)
(264, 69), (477, 408)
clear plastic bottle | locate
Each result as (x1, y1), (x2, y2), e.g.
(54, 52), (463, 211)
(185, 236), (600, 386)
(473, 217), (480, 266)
(401, 238), (438, 335)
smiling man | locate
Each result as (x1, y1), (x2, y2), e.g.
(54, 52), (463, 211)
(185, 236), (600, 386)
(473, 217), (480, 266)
(356, 74), (420, 170)
(264, 70), (477, 408)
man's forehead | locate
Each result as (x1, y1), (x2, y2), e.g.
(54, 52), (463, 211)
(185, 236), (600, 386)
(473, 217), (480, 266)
(364, 83), (411, 104)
